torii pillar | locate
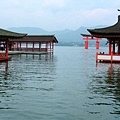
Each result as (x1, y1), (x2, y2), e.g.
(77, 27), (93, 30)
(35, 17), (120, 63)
(96, 38), (100, 49)
(84, 37), (89, 49)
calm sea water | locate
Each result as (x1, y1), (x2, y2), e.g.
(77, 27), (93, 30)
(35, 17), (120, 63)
(0, 46), (120, 120)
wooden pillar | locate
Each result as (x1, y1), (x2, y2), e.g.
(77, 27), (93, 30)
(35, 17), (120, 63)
(96, 40), (99, 49)
(48, 43), (49, 52)
(50, 42), (52, 52)
(12, 42), (14, 51)
(32, 42), (34, 51)
(51, 42), (54, 53)
(52, 42), (54, 53)
(17, 42), (19, 51)
(118, 41), (120, 54)
(39, 42), (41, 52)
(109, 40), (111, 54)
(84, 37), (88, 49)
(5, 41), (8, 57)
(96, 52), (98, 62)
(85, 41), (88, 49)
(26, 42), (28, 51)
(111, 51), (113, 63)
(46, 43), (48, 52)
(20, 42), (21, 51)
(113, 40), (115, 54)
(85, 37), (88, 49)
(15, 42), (17, 50)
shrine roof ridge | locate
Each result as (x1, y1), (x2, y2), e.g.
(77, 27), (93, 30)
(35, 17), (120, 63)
(0, 28), (27, 38)
(87, 15), (120, 37)
(9, 35), (58, 43)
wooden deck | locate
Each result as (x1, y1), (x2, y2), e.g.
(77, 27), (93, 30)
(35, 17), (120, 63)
(0, 51), (51, 55)
(96, 52), (120, 63)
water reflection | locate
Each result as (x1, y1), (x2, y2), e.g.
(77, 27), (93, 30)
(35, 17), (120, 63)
(0, 61), (9, 80)
(19, 54), (54, 61)
(0, 61), (13, 109)
(88, 63), (120, 116)
(0, 54), (57, 111)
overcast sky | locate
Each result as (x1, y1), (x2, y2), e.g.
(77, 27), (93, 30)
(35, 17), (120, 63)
(0, 0), (120, 31)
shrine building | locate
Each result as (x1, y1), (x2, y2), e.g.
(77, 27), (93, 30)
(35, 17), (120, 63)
(0, 28), (27, 61)
(9, 35), (58, 53)
(0, 28), (58, 61)
(82, 15), (120, 63)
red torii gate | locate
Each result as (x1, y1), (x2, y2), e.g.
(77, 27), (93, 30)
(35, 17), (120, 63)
(81, 34), (102, 49)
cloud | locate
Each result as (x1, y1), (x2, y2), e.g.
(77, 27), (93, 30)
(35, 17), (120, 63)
(79, 8), (118, 27)
(43, 0), (65, 8)
(0, 0), (119, 30)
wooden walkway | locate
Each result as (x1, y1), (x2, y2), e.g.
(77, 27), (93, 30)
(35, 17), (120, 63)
(0, 51), (51, 55)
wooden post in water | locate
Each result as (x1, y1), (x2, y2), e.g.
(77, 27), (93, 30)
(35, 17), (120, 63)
(96, 40), (99, 49)
(96, 52), (98, 62)
(84, 37), (89, 49)
(26, 42), (28, 51)
(5, 41), (8, 57)
(32, 42), (34, 51)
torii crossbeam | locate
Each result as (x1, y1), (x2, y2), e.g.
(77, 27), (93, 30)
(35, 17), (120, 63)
(81, 34), (102, 49)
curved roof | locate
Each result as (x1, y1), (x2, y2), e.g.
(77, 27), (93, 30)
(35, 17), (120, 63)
(9, 35), (58, 43)
(88, 15), (120, 38)
(0, 28), (27, 39)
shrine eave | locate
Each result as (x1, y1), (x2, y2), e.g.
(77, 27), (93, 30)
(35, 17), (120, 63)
(9, 35), (58, 43)
(88, 29), (120, 35)
(87, 15), (120, 38)
(87, 32), (120, 38)
(81, 34), (92, 37)
(0, 28), (27, 39)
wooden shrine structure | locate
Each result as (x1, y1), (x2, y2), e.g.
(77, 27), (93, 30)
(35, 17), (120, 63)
(0, 28), (58, 62)
(81, 34), (102, 49)
(9, 35), (58, 53)
(85, 15), (120, 63)
(0, 28), (27, 61)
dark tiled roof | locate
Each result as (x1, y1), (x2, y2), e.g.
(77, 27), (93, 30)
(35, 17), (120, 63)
(0, 28), (27, 38)
(87, 15), (120, 37)
(9, 35), (58, 43)
(81, 34), (92, 37)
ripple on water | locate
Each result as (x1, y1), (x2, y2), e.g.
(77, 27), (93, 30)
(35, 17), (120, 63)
(0, 47), (120, 120)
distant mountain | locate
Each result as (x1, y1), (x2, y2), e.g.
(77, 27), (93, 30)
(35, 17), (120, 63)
(8, 26), (89, 42)
(8, 26), (107, 46)
(8, 27), (49, 35)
